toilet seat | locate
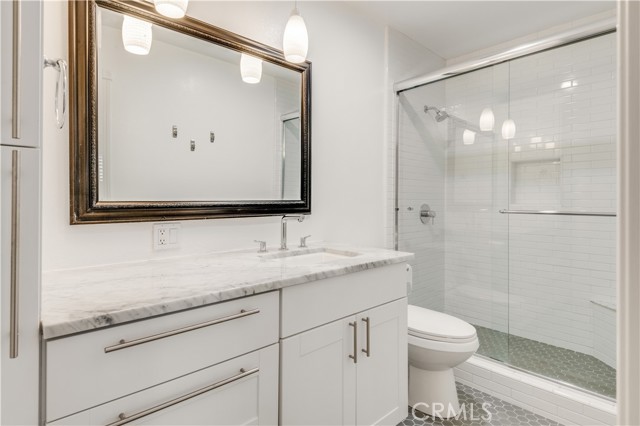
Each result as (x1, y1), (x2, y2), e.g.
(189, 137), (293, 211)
(408, 305), (477, 344)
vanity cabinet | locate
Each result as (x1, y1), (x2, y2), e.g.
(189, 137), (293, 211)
(49, 344), (279, 426)
(280, 264), (408, 426)
(42, 256), (412, 426)
(44, 291), (279, 424)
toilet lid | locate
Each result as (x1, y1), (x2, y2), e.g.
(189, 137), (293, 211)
(408, 305), (477, 343)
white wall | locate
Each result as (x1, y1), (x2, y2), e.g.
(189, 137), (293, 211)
(42, 1), (392, 271)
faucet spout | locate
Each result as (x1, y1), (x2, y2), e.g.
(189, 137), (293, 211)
(280, 215), (305, 250)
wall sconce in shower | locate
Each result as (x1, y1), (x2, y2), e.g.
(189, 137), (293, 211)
(153, 0), (188, 19)
(502, 119), (516, 140)
(479, 107), (495, 131)
(463, 129), (476, 145)
(240, 53), (263, 84)
(122, 16), (152, 55)
(283, 3), (308, 63)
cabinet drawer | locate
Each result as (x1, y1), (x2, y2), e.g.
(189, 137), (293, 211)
(46, 291), (279, 422)
(280, 264), (407, 337)
(49, 344), (279, 426)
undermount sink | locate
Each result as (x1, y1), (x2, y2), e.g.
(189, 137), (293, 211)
(260, 247), (360, 264)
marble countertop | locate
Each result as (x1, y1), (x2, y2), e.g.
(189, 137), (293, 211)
(41, 244), (413, 340)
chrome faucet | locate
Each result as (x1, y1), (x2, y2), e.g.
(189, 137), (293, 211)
(280, 215), (305, 250)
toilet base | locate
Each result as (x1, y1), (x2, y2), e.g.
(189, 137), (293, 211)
(408, 365), (460, 419)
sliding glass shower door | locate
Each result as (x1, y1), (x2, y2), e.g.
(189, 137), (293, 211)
(396, 32), (617, 399)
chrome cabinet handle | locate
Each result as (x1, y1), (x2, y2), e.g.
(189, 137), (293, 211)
(361, 317), (370, 357)
(349, 321), (358, 364)
(10, 150), (20, 359)
(106, 367), (259, 426)
(104, 308), (260, 353)
(12, 0), (21, 139)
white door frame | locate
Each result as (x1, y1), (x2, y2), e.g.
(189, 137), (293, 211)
(617, 1), (640, 424)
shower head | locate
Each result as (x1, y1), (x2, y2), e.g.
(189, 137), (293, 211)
(424, 105), (450, 122)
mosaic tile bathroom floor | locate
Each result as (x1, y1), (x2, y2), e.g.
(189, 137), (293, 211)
(400, 382), (561, 426)
(474, 325), (616, 399)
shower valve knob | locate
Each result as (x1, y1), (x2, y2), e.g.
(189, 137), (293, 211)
(420, 204), (436, 225)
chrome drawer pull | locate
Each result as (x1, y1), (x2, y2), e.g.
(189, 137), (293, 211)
(11, 0), (21, 139)
(361, 317), (370, 357)
(10, 150), (20, 358)
(106, 367), (259, 426)
(104, 308), (260, 353)
(349, 321), (357, 364)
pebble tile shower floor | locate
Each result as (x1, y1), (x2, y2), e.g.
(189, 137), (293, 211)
(474, 325), (616, 399)
(400, 382), (561, 426)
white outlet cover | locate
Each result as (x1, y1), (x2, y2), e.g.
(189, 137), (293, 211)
(153, 223), (181, 250)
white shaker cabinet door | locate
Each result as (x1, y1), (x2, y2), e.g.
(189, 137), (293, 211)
(280, 316), (358, 426)
(356, 298), (408, 426)
(0, 145), (41, 425)
(1, 0), (43, 148)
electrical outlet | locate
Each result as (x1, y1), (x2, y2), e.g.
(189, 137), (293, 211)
(153, 223), (181, 250)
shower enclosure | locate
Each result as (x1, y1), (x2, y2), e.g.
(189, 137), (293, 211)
(396, 31), (617, 399)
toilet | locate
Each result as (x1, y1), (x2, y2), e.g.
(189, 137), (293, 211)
(408, 305), (479, 418)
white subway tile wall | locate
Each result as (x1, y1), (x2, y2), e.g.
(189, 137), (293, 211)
(397, 87), (447, 311)
(397, 32), (616, 370)
(386, 28), (447, 310)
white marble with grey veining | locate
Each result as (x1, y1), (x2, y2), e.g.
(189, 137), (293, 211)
(41, 244), (413, 339)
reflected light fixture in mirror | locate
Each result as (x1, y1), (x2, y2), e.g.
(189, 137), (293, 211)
(122, 15), (152, 55)
(153, 0), (188, 19)
(283, 4), (308, 63)
(502, 119), (516, 139)
(240, 53), (263, 84)
(479, 107), (495, 131)
(463, 129), (476, 145)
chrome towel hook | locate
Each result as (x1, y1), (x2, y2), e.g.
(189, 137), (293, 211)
(43, 57), (68, 129)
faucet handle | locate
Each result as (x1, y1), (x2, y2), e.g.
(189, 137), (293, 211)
(299, 235), (311, 248)
(254, 240), (267, 253)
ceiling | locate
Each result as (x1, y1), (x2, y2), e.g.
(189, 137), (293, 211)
(348, 1), (615, 59)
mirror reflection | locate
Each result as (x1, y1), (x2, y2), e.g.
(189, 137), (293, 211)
(96, 6), (302, 202)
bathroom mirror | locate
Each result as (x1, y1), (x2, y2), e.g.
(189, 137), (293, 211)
(69, 0), (311, 223)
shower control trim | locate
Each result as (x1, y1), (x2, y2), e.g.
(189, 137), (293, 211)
(420, 204), (436, 225)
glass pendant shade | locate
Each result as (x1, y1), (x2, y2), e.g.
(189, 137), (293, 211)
(283, 8), (308, 64)
(153, 0), (188, 19)
(463, 129), (476, 145)
(122, 16), (152, 55)
(240, 54), (263, 84)
(502, 119), (516, 140)
(479, 107), (495, 131)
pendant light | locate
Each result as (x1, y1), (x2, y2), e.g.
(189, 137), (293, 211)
(283, 2), (308, 64)
(502, 119), (516, 140)
(122, 16), (152, 55)
(501, 63), (516, 140)
(240, 53), (263, 84)
(479, 107), (495, 131)
(153, 0), (188, 19)
(463, 129), (476, 145)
